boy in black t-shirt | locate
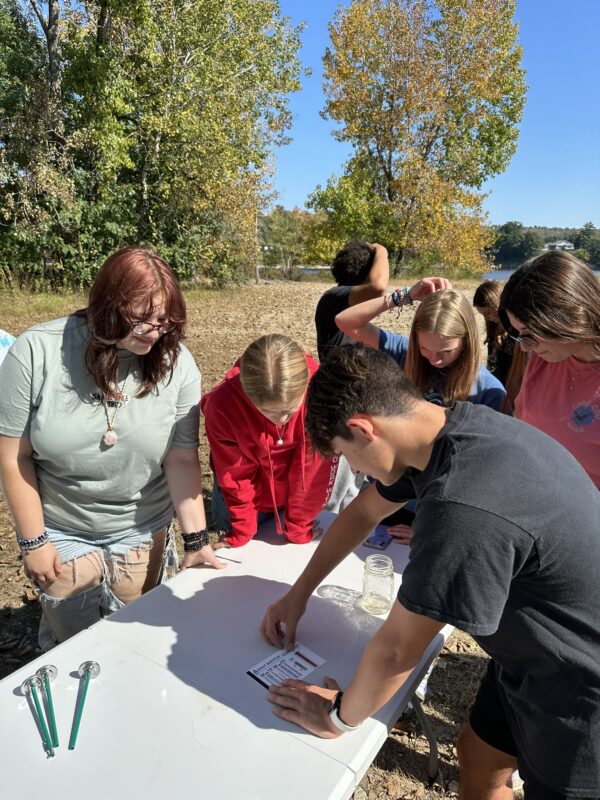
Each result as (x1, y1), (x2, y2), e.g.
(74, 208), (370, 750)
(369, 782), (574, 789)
(314, 239), (389, 361)
(261, 345), (600, 800)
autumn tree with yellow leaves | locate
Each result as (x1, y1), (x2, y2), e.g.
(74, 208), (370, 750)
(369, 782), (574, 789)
(308, 0), (526, 275)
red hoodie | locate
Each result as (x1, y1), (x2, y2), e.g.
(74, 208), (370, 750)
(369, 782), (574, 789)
(200, 354), (335, 547)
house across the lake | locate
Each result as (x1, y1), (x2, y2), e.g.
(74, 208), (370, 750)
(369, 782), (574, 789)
(544, 240), (575, 251)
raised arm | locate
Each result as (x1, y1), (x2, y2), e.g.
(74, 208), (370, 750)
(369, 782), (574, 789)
(346, 243), (390, 306)
(336, 276), (454, 349)
(335, 295), (389, 348)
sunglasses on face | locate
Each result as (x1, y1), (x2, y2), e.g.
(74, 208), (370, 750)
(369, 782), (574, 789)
(498, 310), (538, 349)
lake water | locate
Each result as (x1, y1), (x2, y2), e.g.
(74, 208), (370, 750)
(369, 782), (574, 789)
(483, 269), (516, 281)
(484, 267), (599, 282)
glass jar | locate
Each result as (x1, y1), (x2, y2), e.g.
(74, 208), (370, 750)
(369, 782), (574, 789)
(360, 554), (395, 615)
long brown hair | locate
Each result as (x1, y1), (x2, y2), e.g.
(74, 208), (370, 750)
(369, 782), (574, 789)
(473, 280), (508, 351)
(500, 251), (600, 358)
(405, 291), (481, 405)
(76, 247), (186, 398)
(502, 345), (528, 415)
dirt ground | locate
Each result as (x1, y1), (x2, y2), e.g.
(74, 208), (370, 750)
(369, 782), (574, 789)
(0, 279), (509, 799)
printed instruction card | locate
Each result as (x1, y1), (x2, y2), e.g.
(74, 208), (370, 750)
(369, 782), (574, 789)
(247, 644), (325, 689)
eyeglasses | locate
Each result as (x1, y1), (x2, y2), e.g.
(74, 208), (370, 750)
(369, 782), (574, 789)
(498, 310), (538, 349)
(131, 321), (175, 336)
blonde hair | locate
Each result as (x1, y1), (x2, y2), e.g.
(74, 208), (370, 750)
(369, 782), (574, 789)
(405, 290), (481, 405)
(240, 334), (309, 407)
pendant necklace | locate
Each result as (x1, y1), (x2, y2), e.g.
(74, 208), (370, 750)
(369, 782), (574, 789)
(275, 424), (286, 446)
(101, 356), (135, 446)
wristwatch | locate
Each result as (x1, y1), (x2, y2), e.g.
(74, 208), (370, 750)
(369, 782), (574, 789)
(328, 690), (360, 733)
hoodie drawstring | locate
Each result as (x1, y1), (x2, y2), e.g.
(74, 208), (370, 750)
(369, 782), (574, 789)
(265, 433), (284, 535)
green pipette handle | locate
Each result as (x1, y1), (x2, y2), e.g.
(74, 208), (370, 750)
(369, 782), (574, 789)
(31, 683), (55, 757)
(68, 670), (90, 750)
(43, 673), (59, 747)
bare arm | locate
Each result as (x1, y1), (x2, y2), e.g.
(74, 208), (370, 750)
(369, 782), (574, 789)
(260, 483), (402, 647)
(162, 447), (225, 570)
(335, 602), (444, 725)
(335, 295), (389, 348)
(346, 243), (390, 307)
(267, 601), (444, 737)
(336, 276), (453, 349)
(0, 434), (61, 582)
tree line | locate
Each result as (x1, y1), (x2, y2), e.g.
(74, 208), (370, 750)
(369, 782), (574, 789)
(1, 0), (527, 289)
(260, 210), (600, 274)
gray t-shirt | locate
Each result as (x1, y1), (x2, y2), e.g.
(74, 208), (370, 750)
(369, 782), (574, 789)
(376, 402), (600, 794)
(0, 316), (201, 534)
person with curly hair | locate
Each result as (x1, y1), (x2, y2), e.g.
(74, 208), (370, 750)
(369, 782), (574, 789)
(315, 239), (389, 361)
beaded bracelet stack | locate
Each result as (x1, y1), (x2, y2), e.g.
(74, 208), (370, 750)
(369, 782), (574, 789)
(181, 529), (210, 552)
(385, 286), (414, 313)
(17, 530), (49, 553)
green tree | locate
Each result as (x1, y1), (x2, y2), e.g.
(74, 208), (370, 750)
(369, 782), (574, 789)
(310, 0), (526, 275)
(0, 0), (304, 288)
(493, 221), (543, 265)
(260, 206), (310, 275)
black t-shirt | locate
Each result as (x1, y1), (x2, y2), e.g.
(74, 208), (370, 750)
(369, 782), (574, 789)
(376, 403), (600, 794)
(486, 336), (515, 387)
(315, 285), (355, 361)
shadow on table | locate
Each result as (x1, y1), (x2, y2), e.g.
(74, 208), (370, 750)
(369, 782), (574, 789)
(107, 570), (491, 787)
(108, 572), (382, 736)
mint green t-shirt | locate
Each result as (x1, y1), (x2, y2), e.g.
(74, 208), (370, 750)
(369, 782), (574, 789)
(0, 316), (201, 534)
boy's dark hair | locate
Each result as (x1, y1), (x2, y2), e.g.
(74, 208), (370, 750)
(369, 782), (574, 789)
(306, 345), (422, 456)
(331, 239), (375, 285)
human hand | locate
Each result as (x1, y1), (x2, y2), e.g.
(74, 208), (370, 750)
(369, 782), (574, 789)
(267, 676), (342, 738)
(311, 519), (325, 540)
(370, 242), (388, 256)
(386, 523), (413, 544)
(23, 542), (62, 584)
(260, 589), (308, 649)
(408, 276), (452, 301)
(180, 544), (227, 571)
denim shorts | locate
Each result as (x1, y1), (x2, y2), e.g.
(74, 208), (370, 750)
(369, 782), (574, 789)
(44, 508), (173, 563)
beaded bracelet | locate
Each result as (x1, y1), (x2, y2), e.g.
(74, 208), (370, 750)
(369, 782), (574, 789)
(17, 530), (49, 553)
(181, 529), (210, 552)
(386, 286), (414, 315)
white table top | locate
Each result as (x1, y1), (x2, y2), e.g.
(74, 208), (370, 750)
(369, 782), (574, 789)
(0, 512), (451, 800)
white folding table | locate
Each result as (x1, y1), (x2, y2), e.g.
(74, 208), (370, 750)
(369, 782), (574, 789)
(0, 511), (452, 800)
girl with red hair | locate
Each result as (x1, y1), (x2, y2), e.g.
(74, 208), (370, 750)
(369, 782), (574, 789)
(0, 247), (223, 650)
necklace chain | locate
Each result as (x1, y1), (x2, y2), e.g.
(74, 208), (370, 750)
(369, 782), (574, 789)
(102, 356), (135, 446)
(275, 423), (286, 446)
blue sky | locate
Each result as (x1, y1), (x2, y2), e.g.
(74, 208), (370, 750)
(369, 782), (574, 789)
(273, 0), (600, 228)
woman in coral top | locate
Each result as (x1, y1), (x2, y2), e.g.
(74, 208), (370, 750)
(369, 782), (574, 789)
(201, 334), (338, 547)
(500, 251), (600, 488)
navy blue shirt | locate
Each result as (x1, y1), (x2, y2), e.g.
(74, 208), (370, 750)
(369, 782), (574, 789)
(379, 329), (505, 410)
